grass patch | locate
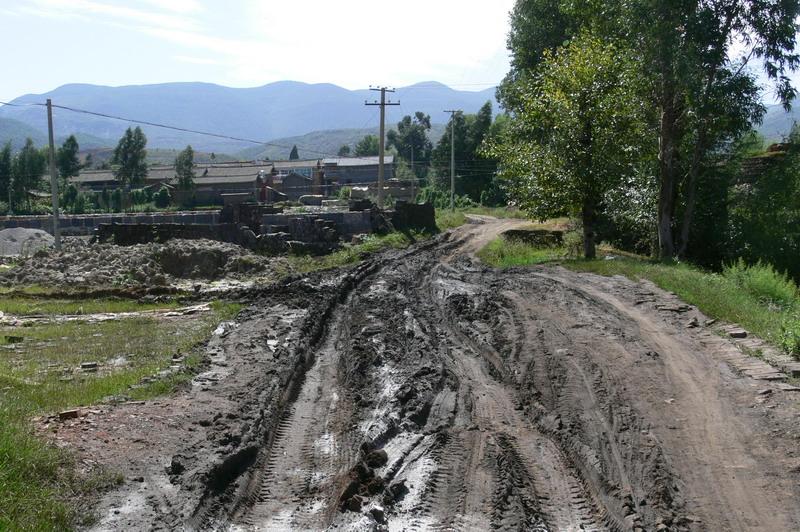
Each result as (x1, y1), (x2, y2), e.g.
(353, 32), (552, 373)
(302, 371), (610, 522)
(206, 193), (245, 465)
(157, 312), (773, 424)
(0, 300), (240, 530)
(0, 297), (180, 316)
(478, 237), (565, 267)
(285, 231), (422, 273)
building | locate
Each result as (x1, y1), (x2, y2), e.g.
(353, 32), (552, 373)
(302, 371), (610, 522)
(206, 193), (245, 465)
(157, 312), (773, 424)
(68, 156), (395, 204)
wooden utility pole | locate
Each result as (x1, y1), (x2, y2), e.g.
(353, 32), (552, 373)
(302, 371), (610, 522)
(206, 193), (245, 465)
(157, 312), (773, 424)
(46, 99), (61, 251)
(365, 87), (399, 208)
(444, 110), (461, 211)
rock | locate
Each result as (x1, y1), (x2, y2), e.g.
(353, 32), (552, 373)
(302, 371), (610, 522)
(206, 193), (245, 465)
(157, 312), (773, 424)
(370, 506), (386, 524)
(167, 456), (185, 476)
(685, 317), (699, 328)
(58, 409), (80, 420)
(81, 361), (99, 370)
(354, 461), (374, 481)
(729, 329), (748, 339)
(365, 449), (388, 468)
(344, 494), (364, 512)
(757, 388), (773, 396)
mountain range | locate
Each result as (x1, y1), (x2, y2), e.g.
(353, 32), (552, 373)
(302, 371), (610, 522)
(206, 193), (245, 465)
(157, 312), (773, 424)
(0, 81), (497, 156)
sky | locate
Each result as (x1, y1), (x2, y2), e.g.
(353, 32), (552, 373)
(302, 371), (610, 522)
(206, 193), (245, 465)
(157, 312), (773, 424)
(0, 0), (516, 102)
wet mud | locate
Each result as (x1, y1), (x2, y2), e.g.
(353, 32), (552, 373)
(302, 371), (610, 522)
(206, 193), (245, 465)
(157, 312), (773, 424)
(83, 220), (800, 531)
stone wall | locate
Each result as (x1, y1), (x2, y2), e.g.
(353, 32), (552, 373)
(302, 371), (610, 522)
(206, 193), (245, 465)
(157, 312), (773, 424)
(0, 212), (220, 236)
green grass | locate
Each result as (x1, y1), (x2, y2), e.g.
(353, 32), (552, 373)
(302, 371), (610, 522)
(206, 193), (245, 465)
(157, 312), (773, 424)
(478, 237), (566, 267)
(0, 297), (180, 316)
(285, 232), (420, 273)
(477, 235), (800, 357)
(0, 300), (240, 530)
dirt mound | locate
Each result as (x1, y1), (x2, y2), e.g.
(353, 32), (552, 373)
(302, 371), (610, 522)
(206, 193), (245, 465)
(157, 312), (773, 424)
(0, 228), (54, 256)
(0, 238), (284, 288)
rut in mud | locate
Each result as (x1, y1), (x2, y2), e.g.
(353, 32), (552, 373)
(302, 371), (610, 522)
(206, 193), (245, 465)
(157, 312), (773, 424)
(169, 220), (800, 532)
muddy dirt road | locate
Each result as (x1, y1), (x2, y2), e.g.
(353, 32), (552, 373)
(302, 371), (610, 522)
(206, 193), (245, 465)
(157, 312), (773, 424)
(88, 218), (800, 531)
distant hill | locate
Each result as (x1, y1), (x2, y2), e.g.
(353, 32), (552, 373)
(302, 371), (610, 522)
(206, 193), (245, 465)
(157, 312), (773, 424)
(83, 147), (237, 167)
(0, 81), (497, 154)
(237, 124), (448, 161)
(0, 117), (113, 152)
(758, 104), (800, 142)
(0, 117), (47, 150)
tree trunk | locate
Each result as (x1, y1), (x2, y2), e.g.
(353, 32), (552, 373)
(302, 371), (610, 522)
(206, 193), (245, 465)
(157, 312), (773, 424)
(678, 129), (707, 259)
(582, 198), (597, 259)
(657, 91), (680, 260)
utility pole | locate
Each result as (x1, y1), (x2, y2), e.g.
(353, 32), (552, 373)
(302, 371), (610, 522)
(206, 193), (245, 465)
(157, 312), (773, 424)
(444, 110), (461, 211)
(46, 99), (61, 251)
(365, 86), (399, 208)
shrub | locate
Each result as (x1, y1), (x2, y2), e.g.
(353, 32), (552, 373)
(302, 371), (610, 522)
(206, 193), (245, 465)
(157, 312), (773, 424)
(722, 259), (798, 308)
(154, 187), (171, 208)
(337, 186), (351, 200)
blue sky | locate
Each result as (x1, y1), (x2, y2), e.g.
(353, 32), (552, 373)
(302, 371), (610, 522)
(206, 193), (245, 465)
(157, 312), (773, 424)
(0, 0), (516, 102)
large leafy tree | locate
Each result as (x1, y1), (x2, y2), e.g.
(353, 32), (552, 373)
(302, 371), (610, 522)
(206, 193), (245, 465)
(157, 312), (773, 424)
(630, 0), (799, 258)
(337, 144), (351, 157)
(386, 112), (433, 179)
(488, 33), (652, 258)
(11, 138), (47, 212)
(111, 127), (148, 187)
(354, 135), (380, 157)
(56, 135), (81, 181)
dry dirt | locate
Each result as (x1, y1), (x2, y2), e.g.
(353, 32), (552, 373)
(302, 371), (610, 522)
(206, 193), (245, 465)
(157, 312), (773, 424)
(45, 218), (800, 531)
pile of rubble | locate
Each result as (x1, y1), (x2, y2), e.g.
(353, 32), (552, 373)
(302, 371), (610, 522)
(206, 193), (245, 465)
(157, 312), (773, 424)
(0, 238), (286, 289)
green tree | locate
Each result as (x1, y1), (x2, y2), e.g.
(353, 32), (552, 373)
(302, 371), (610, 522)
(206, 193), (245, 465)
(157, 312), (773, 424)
(10, 138), (47, 212)
(354, 135), (380, 157)
(497, 0), (579, 110)
(175, 145), (195, 190)
(337, 144), (351, 157)
(431, 101), (496, 202)
(0, 142), (11, 208)
(111, 127), (148, 188)
(56, 135), (81, 181)
(629, 0), (800, 259)
(83, 152), (93, 169)
(386, 112), (433, 179)
(289, 145), (299, 160)
(487, 34), (652, 259)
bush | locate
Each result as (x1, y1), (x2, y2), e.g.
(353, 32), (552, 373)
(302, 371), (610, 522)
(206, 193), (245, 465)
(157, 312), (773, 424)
(337, 186), (351, 200)
(110, 189), (123, 212)
(722, 259), (798, 308)
(0, 201), (8, 215)
(154, 187), (171, 208)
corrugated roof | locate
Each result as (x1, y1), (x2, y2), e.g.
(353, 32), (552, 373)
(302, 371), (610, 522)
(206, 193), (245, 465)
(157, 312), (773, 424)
(70, 158), (391, 185)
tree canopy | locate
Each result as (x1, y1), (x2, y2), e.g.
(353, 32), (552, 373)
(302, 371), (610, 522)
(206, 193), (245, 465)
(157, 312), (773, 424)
(56, 135), (81, 181)
(175, 145), (195, 191)
(387, 112), (433, 178)
(111, 127), (148, 187)
(289, 145), (299, 160)
(354, 135), (380, 157)
(489, 33), (651, 258)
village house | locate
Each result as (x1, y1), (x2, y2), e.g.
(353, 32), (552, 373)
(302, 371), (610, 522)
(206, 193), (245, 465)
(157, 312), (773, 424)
(69, 156), (396, 204)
